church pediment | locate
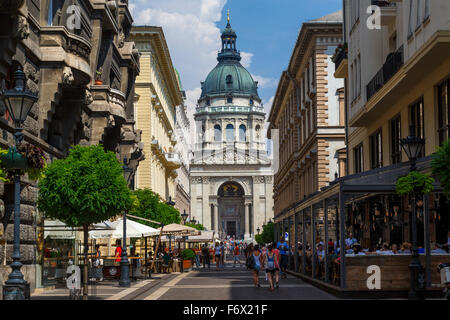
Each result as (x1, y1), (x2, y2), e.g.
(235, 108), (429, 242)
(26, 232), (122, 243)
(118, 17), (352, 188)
(191, 146), (271, 165)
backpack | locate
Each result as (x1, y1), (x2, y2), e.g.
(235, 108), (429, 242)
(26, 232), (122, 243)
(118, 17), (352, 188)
(246, 255), (255, 269)
(266, 253), (275, 270)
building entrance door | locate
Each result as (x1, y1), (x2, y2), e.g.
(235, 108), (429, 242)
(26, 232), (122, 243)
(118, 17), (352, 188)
(226, 221), (236, 237)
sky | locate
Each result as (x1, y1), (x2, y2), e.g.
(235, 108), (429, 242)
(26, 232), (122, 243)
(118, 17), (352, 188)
(129, 0), (343, 129)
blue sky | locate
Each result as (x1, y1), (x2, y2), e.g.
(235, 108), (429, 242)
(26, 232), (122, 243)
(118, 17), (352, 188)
(130, 0), (342, 120)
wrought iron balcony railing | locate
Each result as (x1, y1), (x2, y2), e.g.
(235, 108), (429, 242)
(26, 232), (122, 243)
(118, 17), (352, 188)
(366, 45), (404, 101)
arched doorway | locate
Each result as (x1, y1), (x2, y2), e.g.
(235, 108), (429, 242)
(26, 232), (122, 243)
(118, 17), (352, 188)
(218, 182), (245, 239)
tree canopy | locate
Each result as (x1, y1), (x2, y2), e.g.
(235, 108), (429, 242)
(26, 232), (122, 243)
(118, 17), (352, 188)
(185, 222), (205, 231)
(130, 188), (181, 228)
(37, 145), (132, 227)
(255, 222), (275, 245)
(432, 139), (450, 194)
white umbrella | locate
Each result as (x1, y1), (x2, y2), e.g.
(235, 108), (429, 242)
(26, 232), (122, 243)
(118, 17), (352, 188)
(89, 218), (159, 239)
(44, 220), (114, 239)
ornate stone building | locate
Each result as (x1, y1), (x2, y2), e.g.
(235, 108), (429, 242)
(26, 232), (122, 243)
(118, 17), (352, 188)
(190, 18), (273, 241)
(267, 11), (345, 239)
(173, 80), (192, 219)
(130, 26), (183, 201)
(0, 0), (143, 295)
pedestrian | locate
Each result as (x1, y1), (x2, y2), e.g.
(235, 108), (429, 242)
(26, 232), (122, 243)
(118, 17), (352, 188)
(114, 239), (122, 264)
(202, 244), (210, 269)
(272, 242), (281, 288)
(233, 242), (241, 267)
(265, 244), (277, 291)
(251, 245), (264, 287)
(214, 242), (221, 270)
(277, 236), (289, 279)
(220, 241), (225, 268)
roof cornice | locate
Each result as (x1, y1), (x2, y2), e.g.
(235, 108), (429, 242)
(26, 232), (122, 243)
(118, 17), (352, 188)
(130, 26), (183, 107)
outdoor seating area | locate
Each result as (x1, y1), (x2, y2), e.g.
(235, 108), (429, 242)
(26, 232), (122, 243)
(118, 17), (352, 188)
(40, 219), (204, 288)
(276, 157), (449, 294)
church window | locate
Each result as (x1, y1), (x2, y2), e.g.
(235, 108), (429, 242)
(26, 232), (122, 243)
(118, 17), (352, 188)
(206, 98), (211, 106)
(226, 124), (234, 142)
(250, 98), (254, 106)
(226, 75), (233, 84)
(214, 125), (222, 142)
(239, 125), (246, 142)
(227, 97), (233, 104)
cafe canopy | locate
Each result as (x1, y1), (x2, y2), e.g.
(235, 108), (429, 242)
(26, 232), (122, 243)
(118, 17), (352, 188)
(155, 223), (201, 237)
(89, 218), (159, 239)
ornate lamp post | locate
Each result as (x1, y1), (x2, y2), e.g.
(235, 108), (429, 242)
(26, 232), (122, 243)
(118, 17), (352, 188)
(166, 196), (175, 207)
(191, 217), (197, 225)
(119, 158), (133, 287)
(181, 210), (188, 225)
(1, 67), (38, 300)
(256, 227), (260, 235)
(400, 125), (425, 300)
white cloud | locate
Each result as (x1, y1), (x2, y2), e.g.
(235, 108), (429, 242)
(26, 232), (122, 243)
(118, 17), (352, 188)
(252, 74), (277, 89)
(240, 52), (253, 69)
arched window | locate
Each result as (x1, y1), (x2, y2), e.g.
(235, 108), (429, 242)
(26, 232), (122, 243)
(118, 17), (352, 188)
(214, 125), (222, 142)
(226, 75), (233, 84)
(227, 97), (233, 104)
(239, 124), (246, 142)
(255, 125), (261, 140)
(226, 124), (234, 142)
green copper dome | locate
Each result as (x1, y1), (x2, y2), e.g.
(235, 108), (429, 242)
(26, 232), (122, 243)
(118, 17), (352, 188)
(201, 63), (259, 98)
(200, 19), (260, 100)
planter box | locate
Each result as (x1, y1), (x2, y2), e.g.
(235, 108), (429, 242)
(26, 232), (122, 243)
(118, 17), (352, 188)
(183, 259), (192, 270)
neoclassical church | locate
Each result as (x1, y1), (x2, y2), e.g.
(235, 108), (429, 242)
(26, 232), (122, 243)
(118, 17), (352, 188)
(190, 17), (273, 241)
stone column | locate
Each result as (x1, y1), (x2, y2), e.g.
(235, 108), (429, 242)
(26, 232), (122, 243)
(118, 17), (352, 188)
(214, 204), (219, 233)
(245, 203), (250, 239)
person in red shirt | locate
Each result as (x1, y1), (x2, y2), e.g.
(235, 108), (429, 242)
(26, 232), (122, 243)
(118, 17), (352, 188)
(115, 239), (122, 262)
(233, 244), (241, 267)
(272, 242), (281, 289)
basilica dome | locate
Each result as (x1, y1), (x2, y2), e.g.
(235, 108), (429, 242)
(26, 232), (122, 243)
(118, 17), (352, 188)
(199, 18), (260, 100)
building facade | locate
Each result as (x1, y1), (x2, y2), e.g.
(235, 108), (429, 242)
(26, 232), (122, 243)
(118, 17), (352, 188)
(272, 1), (449, 293)
(190, 19), (273, 241)
(268, 11), (345, 241)
(0, 0), (143, 295)
(173, 88), (192, 219)
(130, 26), (184, 202)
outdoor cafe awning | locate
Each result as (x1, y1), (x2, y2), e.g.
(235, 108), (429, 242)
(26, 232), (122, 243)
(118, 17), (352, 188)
(155, 223), (201, 236)
(44, 219), (113, 240)
(89, 218), (159, 239)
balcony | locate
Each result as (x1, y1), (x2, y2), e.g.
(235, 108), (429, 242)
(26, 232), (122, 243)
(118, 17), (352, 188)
(371, 0), (397, 26)
(164, 152), (181, 169)
(366, 45), (404, 101)
(332, 44), (348, 78)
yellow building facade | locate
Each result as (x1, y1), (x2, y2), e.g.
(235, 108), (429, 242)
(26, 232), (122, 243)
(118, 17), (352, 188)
(130, 26), (183, 201)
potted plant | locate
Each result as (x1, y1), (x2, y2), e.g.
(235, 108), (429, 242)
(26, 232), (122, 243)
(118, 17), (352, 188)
(396, 171), (434, 196)
(181, 249), (196, 270)
(94, 67), (103, 85)
(0, 143), (47, 182)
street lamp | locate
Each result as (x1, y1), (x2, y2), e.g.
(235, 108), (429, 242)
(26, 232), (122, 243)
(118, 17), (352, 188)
(181, 210), (188, 225)
(119, 158), (133, 287)
(191, 217), (197, 225)
(400, 124), (425, 300)
(256, 227), (260, 235)
(166, 196), (175, 207)
(1, 66), (38, 300)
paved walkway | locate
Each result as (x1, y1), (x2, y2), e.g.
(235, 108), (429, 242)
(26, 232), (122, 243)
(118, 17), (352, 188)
(31, 258), (338, 300)
(140, 258), (338, 300)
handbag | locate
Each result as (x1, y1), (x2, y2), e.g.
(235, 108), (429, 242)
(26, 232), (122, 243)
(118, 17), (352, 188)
(246, 255), (255, 269)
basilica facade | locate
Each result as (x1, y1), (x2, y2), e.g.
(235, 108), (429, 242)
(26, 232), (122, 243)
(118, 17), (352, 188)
(190, 18), (273, 241)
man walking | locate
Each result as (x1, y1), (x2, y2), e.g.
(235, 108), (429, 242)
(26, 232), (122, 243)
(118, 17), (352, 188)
(202, 244), (210, 269)
(277, 236), (289, 279)
(233, 242), (241, 268)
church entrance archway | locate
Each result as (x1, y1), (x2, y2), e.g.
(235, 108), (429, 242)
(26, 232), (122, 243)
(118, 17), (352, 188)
(217, 181), (245, 240)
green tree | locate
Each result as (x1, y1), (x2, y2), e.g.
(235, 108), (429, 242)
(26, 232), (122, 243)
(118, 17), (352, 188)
(259, 222), (275, 245)
(129, 188), (181, 228)
(37, 145), (132, 299)
(185, 222), (205, 231)
(432, 139), (450, 194)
